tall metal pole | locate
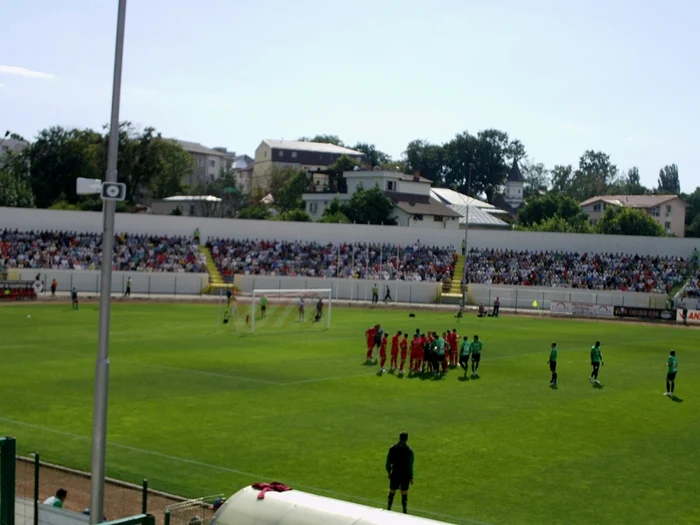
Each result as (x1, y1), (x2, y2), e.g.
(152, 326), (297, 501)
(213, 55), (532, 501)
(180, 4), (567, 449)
(461, 165), (473, 306)
(90, 1), (127, 523)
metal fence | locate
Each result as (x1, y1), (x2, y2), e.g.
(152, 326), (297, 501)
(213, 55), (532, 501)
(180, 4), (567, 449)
(1, 437), (16, 525)
(163, 495), (223, 525)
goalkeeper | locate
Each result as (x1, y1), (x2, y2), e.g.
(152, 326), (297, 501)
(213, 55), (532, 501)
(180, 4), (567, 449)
(313, 297), (323, 322)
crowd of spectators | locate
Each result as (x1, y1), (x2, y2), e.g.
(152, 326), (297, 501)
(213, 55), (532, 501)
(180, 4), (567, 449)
(207, 238), (456, 282)
(463, 249), (692, 294)
(0, 230), (206, 272)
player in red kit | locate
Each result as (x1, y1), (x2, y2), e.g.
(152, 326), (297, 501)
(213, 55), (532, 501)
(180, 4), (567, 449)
(390, 331), (402, 372)
(449, 329), (459, 367)
(399, 334), (409, 375)
(379, 334), (389, 372)
(365, 325), (377, 363)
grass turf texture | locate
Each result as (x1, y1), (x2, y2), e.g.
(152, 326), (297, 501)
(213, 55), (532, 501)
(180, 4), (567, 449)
(1, 302), (698, 525)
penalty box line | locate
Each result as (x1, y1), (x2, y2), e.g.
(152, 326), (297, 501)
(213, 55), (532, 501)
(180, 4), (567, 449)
(0, 416), (493, 525)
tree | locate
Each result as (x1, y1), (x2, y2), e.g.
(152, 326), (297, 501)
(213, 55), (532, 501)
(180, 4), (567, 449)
(518, 193), (589, 230)
(595, 206), (665, 236)
(352, 142), (391, 167)
(550, 165), (574, 194)
(683, 187), (700, 237)
(147, 138), (192, 199)
(319, 197), (350, 223)
(403, 139), (445, 183)
(518, 215), (592, 233)
(442, 132), (477, 192)
(28, 126), (104, 208)
(341, 184), (396, 225)
(238, 204), (271, 220)
(274, 168), (310, 213)
(521, 160), (549, 198)
(472, 129), (513, 203)
(299, 134), (344, 146)
(326, 154), (359, 193)
(571, 150), (618, 201)
(191, 169), (249, 218)
(0, 151), (35, 208)
(658, 164), (681, 194)
(274, 209), (312, 222)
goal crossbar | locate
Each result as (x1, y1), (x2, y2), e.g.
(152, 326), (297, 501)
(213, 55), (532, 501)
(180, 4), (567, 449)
(250, 288), (332, 333)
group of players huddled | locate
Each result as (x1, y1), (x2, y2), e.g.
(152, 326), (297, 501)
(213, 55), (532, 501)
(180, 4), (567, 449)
(365, 325), (483, 379)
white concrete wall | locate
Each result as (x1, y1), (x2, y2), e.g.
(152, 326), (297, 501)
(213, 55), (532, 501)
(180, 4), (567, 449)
(18, 269), (208, 296)
(397, 180), (430, 196)
(2, 207), (698, 256)
(468, 284), (667, 311)
(15, 498), (90, 525)
(233, 275), (442, 304)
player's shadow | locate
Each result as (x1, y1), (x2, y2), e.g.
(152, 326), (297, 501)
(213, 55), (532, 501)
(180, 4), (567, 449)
(669, 395), (684, 403)
(458, 376), (470, 382)
(593, 383), (604, 389)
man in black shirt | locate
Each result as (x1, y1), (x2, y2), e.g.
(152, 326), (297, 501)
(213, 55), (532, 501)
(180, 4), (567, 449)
(385, 431), (414, 514)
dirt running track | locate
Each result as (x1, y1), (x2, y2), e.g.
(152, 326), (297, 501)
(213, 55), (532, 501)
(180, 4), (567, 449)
(14, 459), (182, 521)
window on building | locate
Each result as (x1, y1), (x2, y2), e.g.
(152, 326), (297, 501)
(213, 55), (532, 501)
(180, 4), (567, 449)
(433, 215), (443, 222)
(197, 158), (204, 166)
(209, 159), (215, 167)
(517, 188), (521, 194)
(665, 221), (671, 230)
(291, 151), (297, 158)
(593, 203), (601, 212)
(414, 214), (423, 221)
(278, 151), (284, 157)
(387, 181), (395, 191)
(666, 205), (672, 216)
(651, 206), (660, 217)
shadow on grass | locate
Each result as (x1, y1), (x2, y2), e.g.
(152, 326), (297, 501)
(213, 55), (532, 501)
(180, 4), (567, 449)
(458, 376), (470, 382)
(669, 395), (684, 403)
(593, 383), (604, 389)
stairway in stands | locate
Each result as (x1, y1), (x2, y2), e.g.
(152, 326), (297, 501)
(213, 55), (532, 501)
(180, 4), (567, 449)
(441, 253), (465, 304)
(200, 245), (225, 294)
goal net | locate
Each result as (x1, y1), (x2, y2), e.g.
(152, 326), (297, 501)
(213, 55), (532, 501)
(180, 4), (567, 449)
(250, 288), (332, 333)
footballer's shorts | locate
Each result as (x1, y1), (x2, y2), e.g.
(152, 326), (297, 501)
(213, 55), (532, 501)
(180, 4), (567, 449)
(591, 362), (600, 370)
(472, 353), (481, 363)
(390, 475), (411, 492)
(667, 372), (677, 381)
(459, 356), (469, 368)
(549, 361), (557, 372)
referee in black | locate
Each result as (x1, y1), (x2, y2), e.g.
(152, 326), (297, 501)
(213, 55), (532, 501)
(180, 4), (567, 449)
(385, 431), (414, 514)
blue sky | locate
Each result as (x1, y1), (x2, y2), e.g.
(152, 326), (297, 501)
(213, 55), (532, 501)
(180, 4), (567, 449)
(1, 0), (698, 191)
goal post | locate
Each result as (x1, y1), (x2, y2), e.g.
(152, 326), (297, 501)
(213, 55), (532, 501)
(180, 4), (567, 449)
(250, 288), (332, 333)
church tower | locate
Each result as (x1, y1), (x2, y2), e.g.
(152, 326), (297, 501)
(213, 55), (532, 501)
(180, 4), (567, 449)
(504, 158), (524, 208)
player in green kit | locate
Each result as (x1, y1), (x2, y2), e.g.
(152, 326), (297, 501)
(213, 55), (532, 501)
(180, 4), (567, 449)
(548, 342), (558, 387)
(590, 341), (603, 385)
(469, 335), (482, 378)
(435, 333), (447, 378)
(459, 336), (470, 379)
(260, 295), (268, 319)
(664, 350), (678, 397)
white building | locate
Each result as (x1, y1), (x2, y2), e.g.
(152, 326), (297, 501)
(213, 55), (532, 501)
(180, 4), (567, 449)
(303, 170), (461, 229)
(173, 140), (235, 185)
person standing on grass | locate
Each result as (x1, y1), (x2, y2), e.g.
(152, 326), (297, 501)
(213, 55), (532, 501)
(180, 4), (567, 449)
(260, 295), (268, 319)
(298, 296), (305, 322)
(124, 276), (132, 297)
(71, 287), (78, 310)
(43, 489), (67, 508)
(372, 283), (379, 304)
(398, 333), (408, 374)
(548, 342), (558, 387)
(379, 333), (389, 373)
(386, 432), (414, 514)
(590, 341), (603, 385)
(470, 335), (482, 377)
(664, 350), (678, 397)
(390, 331), (401, 372)
(459, 335), (470, 378)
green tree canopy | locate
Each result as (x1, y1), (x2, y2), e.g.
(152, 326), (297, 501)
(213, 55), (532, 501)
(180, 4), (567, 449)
(319, 197), (350, 223)
(327, 154), (359, 193)
(341, 184), (396, 225)
(0, 151), (35, 208)
(518, 193), (588, 229)
(657, 164), (681, 194)
(595, 206), (665, 236)
(299, 134), (344, 146)
(352, 142), (391, 167)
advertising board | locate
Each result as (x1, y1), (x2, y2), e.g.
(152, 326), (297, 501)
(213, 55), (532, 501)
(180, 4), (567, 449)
(550, 302), (614, 318)
(676, 309), (700, 325)
(613, 306), (676, 322)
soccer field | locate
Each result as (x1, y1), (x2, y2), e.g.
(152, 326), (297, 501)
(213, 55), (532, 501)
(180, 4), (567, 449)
(1, 301), (698, 525)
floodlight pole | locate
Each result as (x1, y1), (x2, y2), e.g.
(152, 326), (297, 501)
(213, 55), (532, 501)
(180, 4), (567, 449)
(461, 164), (473, 306)
(89, 1), (127, 523)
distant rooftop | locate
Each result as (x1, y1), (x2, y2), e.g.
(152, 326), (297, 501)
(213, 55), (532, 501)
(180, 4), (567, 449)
(163, 195), (222, 202)
(580, 194), (685, 208)
(447, 204), (511, 227)
(174, 140), (233, 157)
(264, 139), (363, 156)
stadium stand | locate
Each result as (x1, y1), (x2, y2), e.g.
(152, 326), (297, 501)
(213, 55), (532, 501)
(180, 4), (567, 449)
(0, 230), (207, 272)
(464, 249), (691, 293)
(207, 239), (456, 282)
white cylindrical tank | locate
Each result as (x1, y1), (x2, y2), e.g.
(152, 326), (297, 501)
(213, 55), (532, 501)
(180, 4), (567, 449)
(211, 486), (455, 525)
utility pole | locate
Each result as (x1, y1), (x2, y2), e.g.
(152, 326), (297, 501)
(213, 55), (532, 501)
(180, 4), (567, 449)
(461, 164), (473, 307)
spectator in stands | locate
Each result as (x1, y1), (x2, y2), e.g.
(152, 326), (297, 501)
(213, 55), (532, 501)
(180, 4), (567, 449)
(43, 489), (67, 508)
(0, 230), (206, 273)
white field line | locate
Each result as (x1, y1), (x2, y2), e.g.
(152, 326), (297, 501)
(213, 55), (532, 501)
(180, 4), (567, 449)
(0, 416), (493, 525)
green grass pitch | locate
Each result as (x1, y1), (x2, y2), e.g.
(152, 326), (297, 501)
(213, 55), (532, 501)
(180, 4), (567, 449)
(1, 302), (698, 525)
